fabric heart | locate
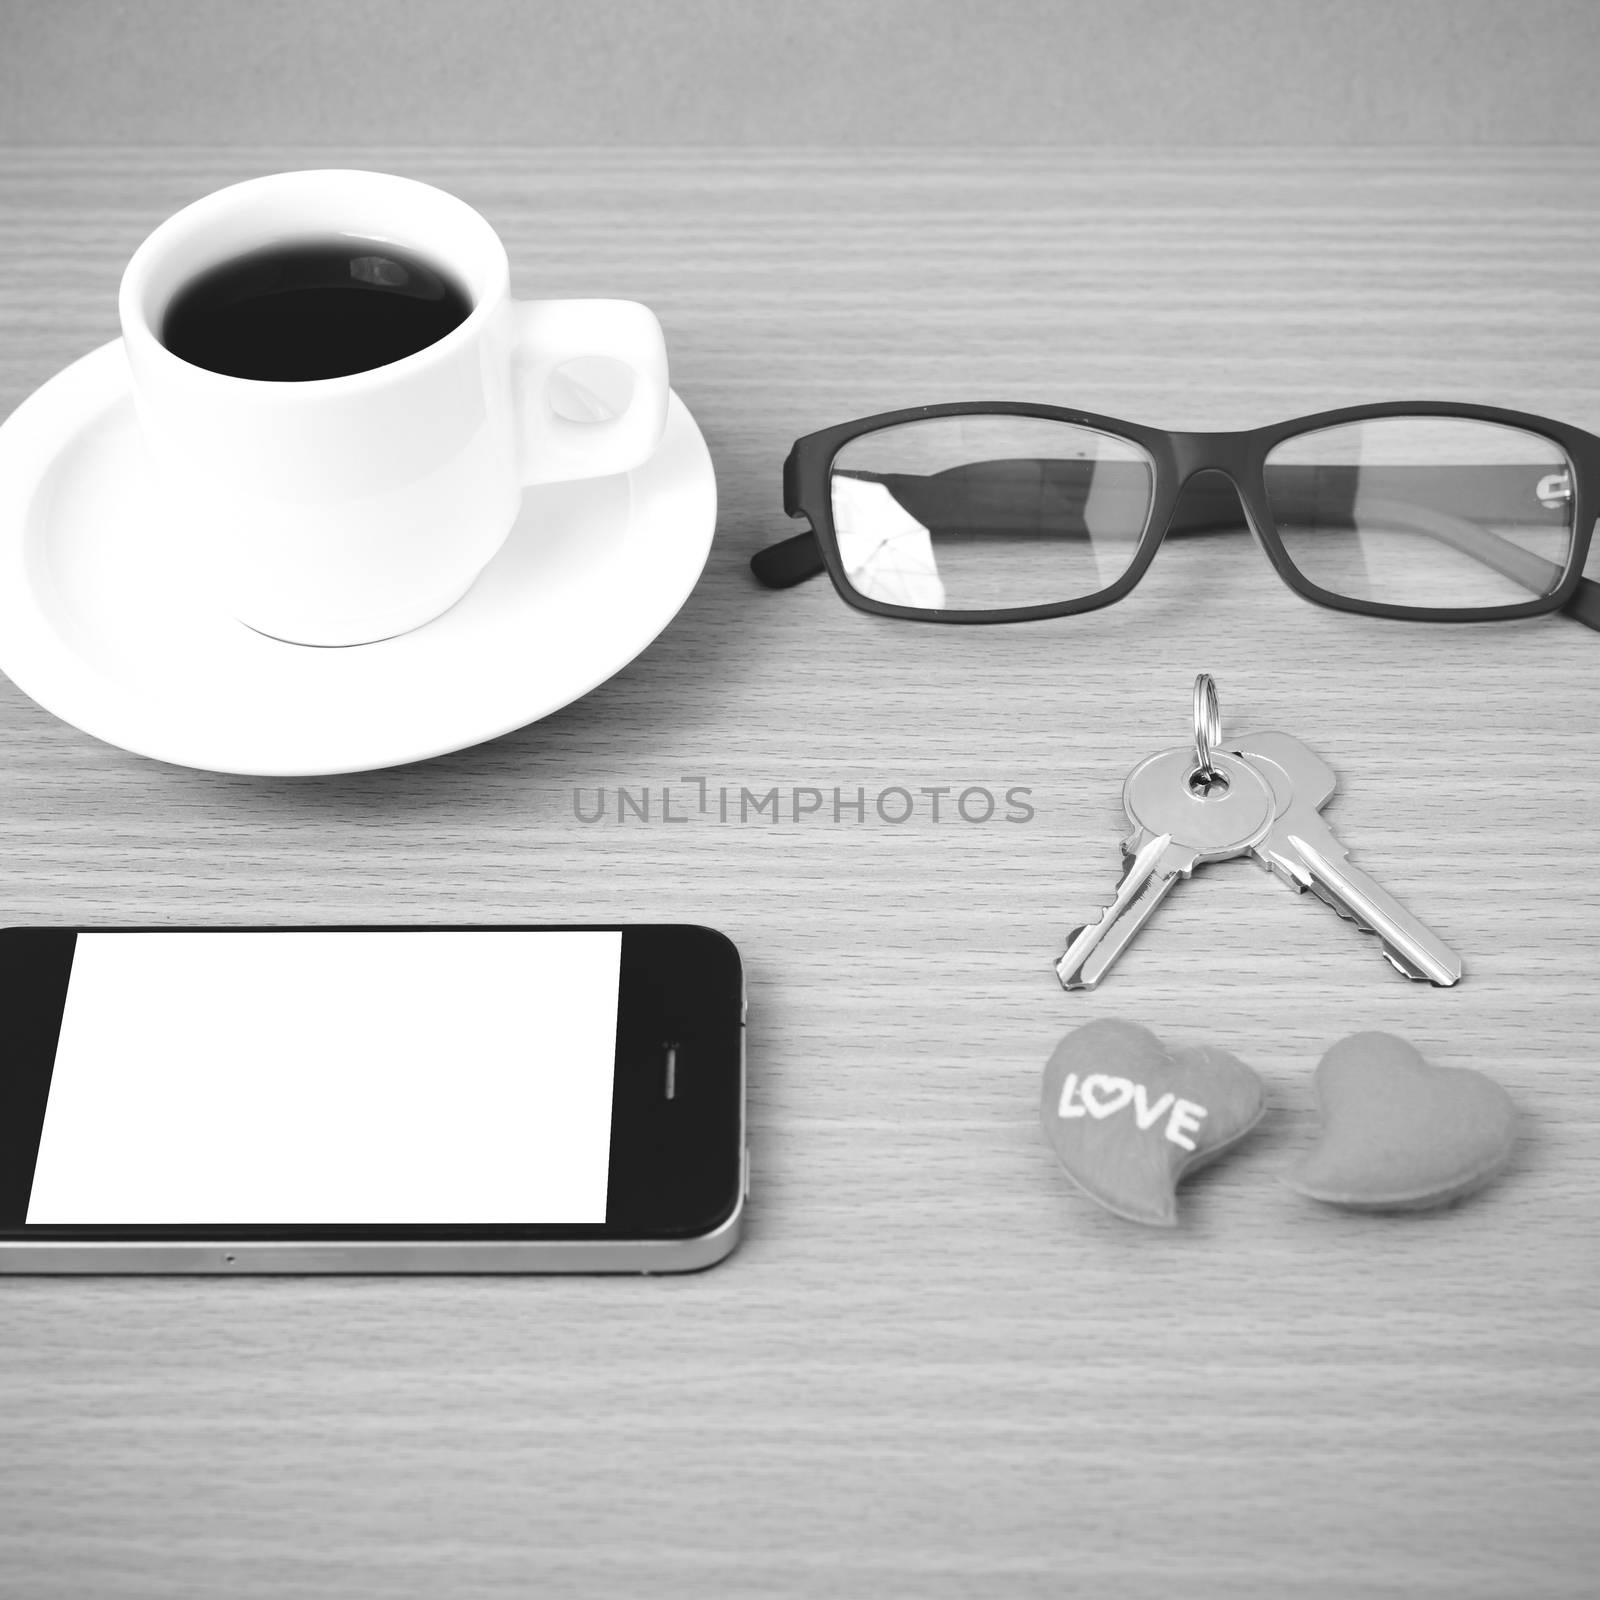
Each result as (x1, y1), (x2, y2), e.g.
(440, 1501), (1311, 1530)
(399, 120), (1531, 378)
(1040, 1018), (1268, 1226)
(1286, 1032), (1517, 1211)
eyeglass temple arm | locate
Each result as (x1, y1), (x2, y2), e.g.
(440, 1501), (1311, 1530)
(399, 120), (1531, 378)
(747, 466), (1242, 589)
(749, 465), (1600, 628)
(1566, 575), (1600, 630)
(751, 527), (827, 588)
(1269, 490), (1600, 631)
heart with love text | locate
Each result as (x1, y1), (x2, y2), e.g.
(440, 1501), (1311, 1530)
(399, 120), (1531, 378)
(1040, 1018), (1268, 1226)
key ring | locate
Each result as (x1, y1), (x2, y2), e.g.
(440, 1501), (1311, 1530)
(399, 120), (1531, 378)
(1192, 673), (1222, 784)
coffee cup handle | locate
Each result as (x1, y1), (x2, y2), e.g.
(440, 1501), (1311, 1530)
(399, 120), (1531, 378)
(512, 299), (670, 486)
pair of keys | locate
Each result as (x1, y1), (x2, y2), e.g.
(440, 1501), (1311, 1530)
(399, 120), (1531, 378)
(1057, 677), (1462, 990)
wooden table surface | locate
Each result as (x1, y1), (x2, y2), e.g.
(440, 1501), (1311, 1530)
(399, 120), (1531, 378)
(0, 148), (1597, 1598)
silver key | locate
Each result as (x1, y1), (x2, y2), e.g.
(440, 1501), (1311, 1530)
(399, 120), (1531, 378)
(1057, 747), (1276, 989)
(1230, 730), (1462, 986)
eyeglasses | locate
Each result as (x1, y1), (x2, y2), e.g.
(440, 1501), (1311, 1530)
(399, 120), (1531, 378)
(751, 402), (1600, 632)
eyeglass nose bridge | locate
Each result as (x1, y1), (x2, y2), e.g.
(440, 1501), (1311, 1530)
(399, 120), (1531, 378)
(1157, 431), (1279, 556)
(1168, 428), (1257, 479)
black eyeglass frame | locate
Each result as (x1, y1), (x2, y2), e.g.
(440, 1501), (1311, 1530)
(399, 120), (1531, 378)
(753, 400), (1600, 630)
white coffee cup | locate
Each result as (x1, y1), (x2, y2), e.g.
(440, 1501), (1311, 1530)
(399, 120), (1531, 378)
(118, 169), (670, 646)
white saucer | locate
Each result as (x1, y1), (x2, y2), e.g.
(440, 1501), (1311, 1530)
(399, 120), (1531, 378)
(0, 341), (716, 776)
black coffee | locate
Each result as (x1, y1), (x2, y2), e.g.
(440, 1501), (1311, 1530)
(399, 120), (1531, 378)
(161, 238), (473, 381)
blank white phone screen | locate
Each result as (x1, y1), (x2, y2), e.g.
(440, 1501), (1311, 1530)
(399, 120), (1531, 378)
(26, 931), (623, 1225)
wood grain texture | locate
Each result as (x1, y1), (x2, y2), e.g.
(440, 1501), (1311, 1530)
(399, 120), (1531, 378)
(0, 147), (1597, 1598)
(9, 1), (1600, 148)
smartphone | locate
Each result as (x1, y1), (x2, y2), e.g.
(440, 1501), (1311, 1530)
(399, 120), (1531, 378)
(0, 925), (745, 1274)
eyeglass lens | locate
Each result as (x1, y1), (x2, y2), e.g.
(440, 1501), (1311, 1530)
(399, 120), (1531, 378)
(828, 416), (1155, 611)
(1263, 417), (1575, 608)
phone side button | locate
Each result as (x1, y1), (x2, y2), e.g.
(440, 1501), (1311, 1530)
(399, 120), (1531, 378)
(744, 1149), (751, 1200)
